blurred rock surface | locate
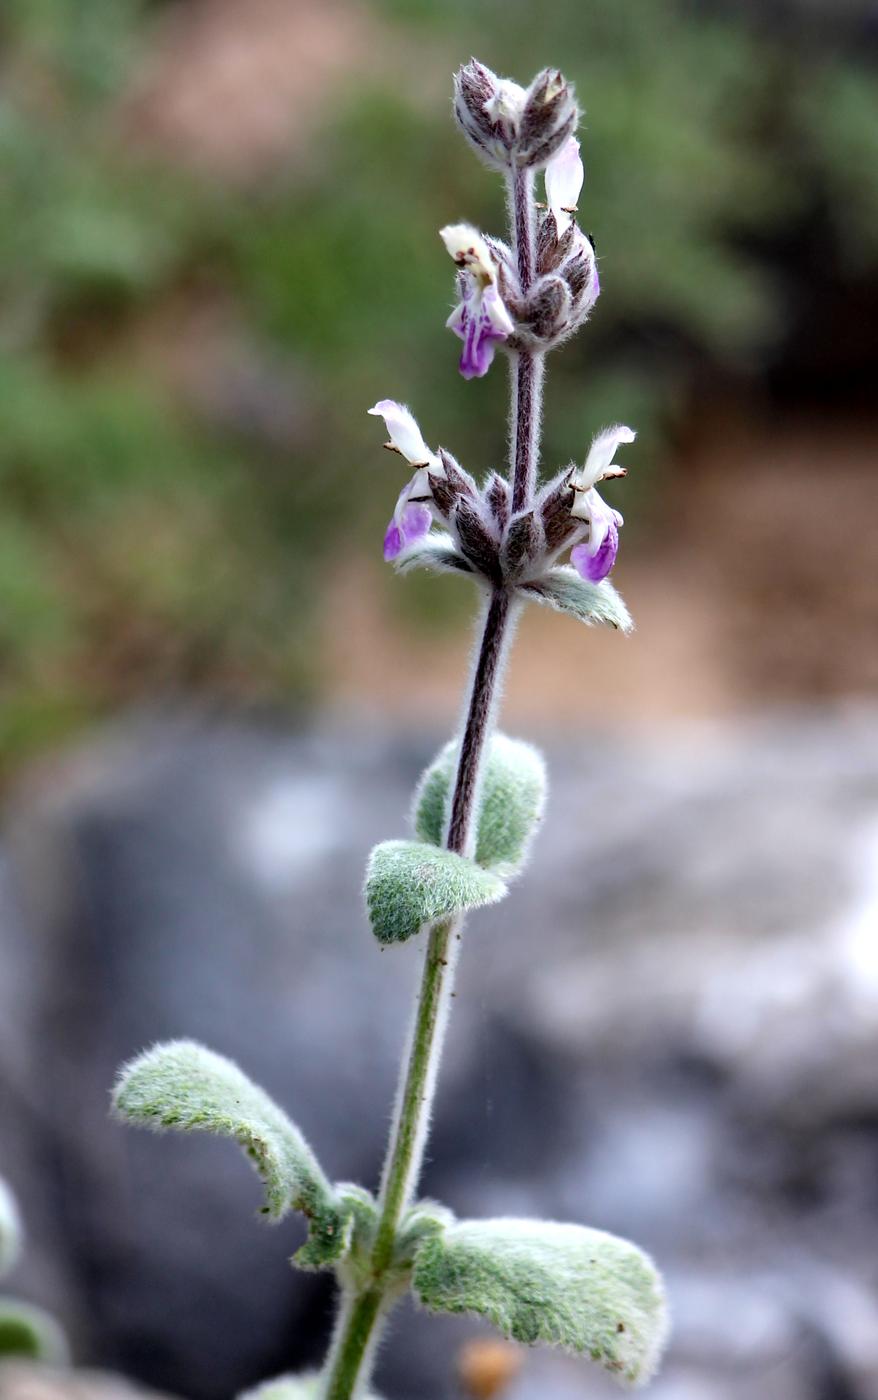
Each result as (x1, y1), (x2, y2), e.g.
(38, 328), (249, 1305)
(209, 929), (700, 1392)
(1, 709), (877, 1400)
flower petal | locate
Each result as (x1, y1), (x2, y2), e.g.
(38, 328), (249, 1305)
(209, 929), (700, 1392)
(571, 515), (619, 582)
(384, 500), (432, 562)
(573, 424), (636, 491)
(439, 225), (495, 284)
(545, 137), (584, 238)
(482, 78), (527, 135)
(483, 283), (515, 337)
(368, 400), (433, 466)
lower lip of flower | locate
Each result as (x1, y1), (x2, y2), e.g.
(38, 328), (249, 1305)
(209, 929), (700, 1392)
(570, 522), (619, 582)
(383, 501), (432, 561)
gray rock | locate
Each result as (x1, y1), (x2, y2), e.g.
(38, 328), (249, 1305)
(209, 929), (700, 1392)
(1, 708), (877, 1400)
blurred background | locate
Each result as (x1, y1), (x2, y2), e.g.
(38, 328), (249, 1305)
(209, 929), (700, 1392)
(0, 1), (876, 1398)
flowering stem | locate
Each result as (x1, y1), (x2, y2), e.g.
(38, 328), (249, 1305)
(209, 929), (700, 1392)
(509, 165), (544, 512)
(323, 154), (542, 1400)
(320, 591), (514, 1400)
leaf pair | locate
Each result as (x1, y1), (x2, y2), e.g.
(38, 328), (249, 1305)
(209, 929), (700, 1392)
(115, 1045), (669, 1390)
(365, 734), (547, 946)
(112, 1041), (373, 1273)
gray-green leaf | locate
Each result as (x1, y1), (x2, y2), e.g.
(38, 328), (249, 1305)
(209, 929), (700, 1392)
(0, 1180), (22, 1279)
(413, 734), (547, 878)
(521, 567), (633, 632)
(112, 1041), (336, 1233)
(292, 1184), (376, 1275)
(365, 840), (507, 946)
(0, 1298), (70, 1364)
(412, 1218), (669, 1386)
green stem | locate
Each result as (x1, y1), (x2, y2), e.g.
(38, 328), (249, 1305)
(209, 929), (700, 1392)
(322, 1290), (384, 1400)
(319, 590), (514, 1400)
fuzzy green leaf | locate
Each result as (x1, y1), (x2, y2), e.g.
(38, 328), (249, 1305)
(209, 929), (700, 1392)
(238, 1375), (385, 1400)
(412, 1218), (669, 1386)
(522, 567), (633, 632)
(112, 1041), (337, 1234)
(395, 533), (473, 576)
(413, 733), (547, 878)
(291, 1184), (376, 1275)
(0, 1299), (69, 1364)
(365, 840), (507, 946)
(0, 1180), (22, 1279)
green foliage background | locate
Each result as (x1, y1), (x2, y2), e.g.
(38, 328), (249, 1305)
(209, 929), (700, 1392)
(0, 0), (876, 763)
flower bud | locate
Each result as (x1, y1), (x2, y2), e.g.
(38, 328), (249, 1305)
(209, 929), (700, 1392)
(453, 61), (578, 172)
(454, 60), (526, 170)
(516, 68), (578, 169)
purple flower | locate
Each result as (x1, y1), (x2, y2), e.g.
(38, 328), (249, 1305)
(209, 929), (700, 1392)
(569, 424), (635, 581)
(570, 508), (620, 582)
(440, 224), (514, 380)
(383, 501), (433, 562)
(368, 400), (443, 562)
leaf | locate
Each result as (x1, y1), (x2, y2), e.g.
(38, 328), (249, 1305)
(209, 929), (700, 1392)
(0, 1179), (22, 1279)
(365, 840), (507, 946)
(112, 1041), (336, 1233)
(394, 533), (473, 576)
(237, 1375), (386, 1400)
(412, 1218), (669, 1386)
(292, 1184), (376, 1275)
(413, 733), (547, 878)
(0, 1298), (70, 1364)
(521, 567), (633, 632)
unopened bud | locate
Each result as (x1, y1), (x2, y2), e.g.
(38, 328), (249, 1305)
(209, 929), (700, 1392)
(516, 68), (578, 169)
(453, 60), (578, 172)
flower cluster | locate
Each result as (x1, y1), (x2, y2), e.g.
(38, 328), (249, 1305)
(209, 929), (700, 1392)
(369, 61), (636, 604)
(370, 400), (635, 587)
(438, 135), (599, 379)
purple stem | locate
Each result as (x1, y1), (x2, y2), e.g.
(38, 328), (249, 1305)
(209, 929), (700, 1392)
(510, 165), (544, 513)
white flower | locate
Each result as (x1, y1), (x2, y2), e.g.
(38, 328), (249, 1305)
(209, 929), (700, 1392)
(368, 400), (443, 561)
(368, 399), (438, 469)
(570, 424), (635, 499)
(439, 225), (497, 286)
(568, 425), (635, 581)
(544, 136), (584, 238)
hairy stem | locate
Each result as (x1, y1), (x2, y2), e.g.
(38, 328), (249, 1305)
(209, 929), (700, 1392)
(321, 158), (544, 1400)
(509, 164), (544, 512)
(320, 592), (514, 1400)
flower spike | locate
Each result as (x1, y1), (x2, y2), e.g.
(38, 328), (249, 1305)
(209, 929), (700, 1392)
(440, 224), (514, 380)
